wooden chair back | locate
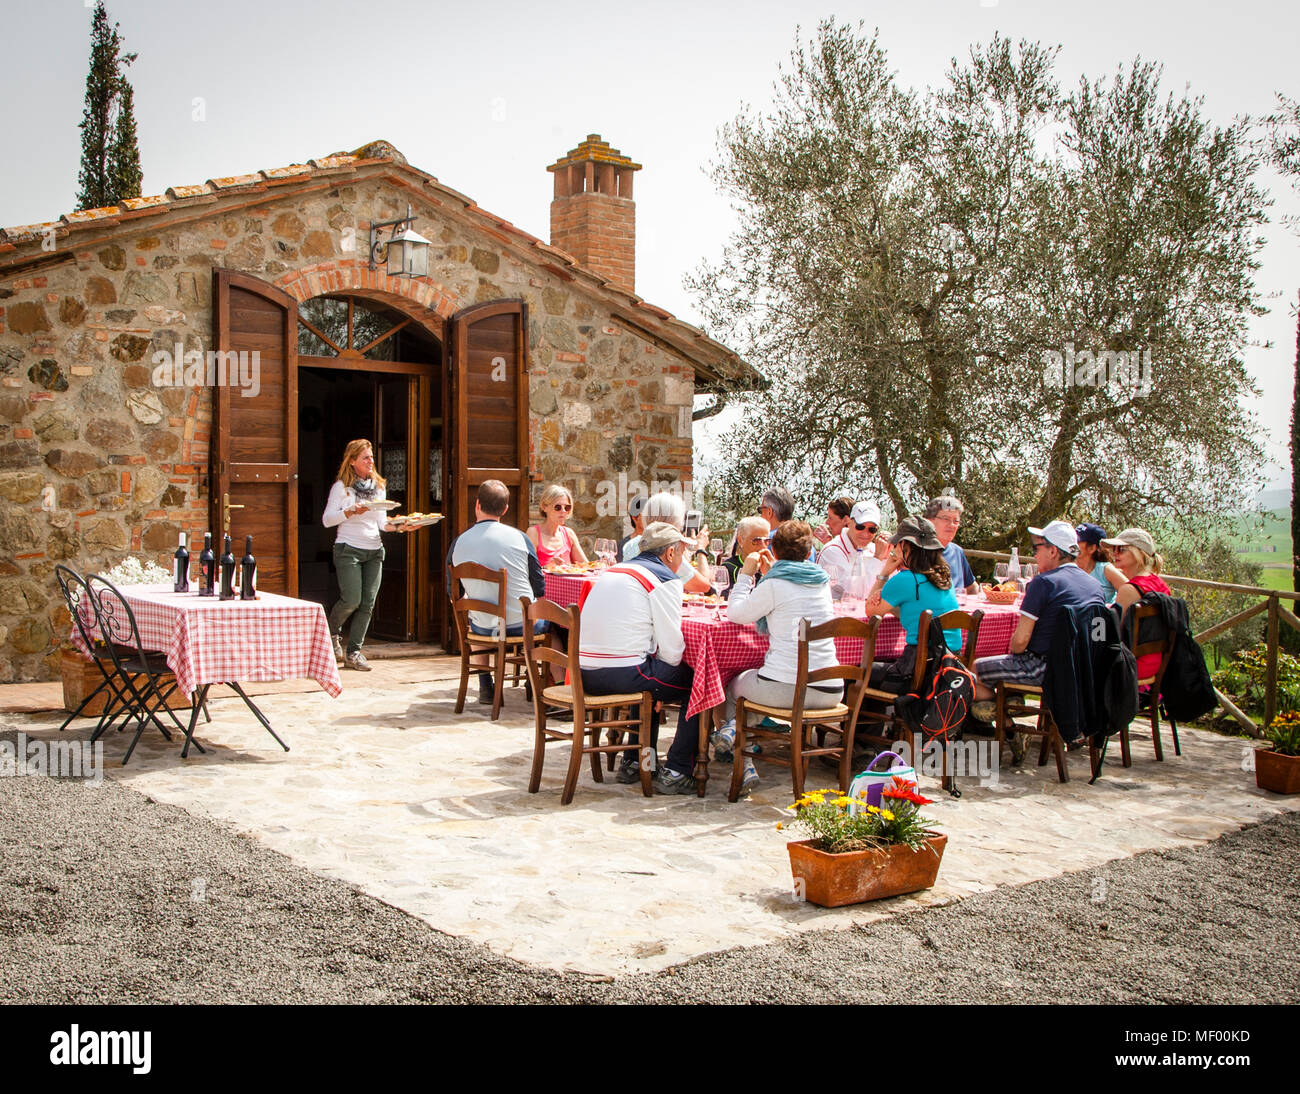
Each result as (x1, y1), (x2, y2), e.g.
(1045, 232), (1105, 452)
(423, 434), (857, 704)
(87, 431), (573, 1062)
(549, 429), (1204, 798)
(936, 608), (985, 670)
(521, 596), (579, 698)
(792, 615), (877, 724)
(450, 561), (510, 647)
(1126, 602), (1175, 687)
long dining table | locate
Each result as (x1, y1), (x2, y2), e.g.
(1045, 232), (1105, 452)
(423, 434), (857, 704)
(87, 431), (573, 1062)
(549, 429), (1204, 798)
(543, 568), (1022, 795)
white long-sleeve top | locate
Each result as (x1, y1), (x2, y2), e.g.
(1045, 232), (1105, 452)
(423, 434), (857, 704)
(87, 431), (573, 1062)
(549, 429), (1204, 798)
(322, 480), (388, 550)
(578, 557), (685, 669)
(726, 571), (838, 685)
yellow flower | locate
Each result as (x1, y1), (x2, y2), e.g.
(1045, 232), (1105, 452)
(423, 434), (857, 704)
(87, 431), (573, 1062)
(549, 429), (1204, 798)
(880, 809), (895, 821)
(776, 822), (784, 830)
(866, 805), (880, 815)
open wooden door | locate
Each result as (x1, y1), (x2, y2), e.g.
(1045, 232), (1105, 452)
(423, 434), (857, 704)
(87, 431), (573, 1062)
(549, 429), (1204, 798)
(212, 270), (298, 594)
(449, 300), (530, 539)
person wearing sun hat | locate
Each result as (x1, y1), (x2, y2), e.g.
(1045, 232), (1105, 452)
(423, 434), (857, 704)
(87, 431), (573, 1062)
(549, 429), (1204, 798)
(863, 515), (963, 690)
(1075, 522), (1123, 604)
(971, 519), (1103, 706)
(1103, 527), (1173, 682)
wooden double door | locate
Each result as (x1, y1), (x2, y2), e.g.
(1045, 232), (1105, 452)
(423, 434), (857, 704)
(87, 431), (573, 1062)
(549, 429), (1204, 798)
(211, 270), (531, 646)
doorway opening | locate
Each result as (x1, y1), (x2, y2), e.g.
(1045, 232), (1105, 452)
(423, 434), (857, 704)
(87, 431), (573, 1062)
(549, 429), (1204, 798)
(295, 295), (445, 644)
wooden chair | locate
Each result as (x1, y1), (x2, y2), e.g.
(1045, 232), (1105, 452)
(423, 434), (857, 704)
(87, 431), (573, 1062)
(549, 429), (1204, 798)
(855, 610), (934, 751)
(1121, 602), (1180, 763)
(729, 616), (874, 801)
(994, 681), (1070, 782)
(450, 562), (528, 721)
(520, 597), (654, 804)
(928, 608), (984, 793)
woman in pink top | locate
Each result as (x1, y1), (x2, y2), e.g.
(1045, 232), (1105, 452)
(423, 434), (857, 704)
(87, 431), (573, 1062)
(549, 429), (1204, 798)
(1106, 527), (1172, 682)
(527, 484), (588, 568)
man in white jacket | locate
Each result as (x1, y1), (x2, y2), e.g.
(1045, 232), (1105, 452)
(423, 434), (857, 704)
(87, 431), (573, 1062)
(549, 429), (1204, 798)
(580, 522), (701, 795)
(819, 499), (887, 597)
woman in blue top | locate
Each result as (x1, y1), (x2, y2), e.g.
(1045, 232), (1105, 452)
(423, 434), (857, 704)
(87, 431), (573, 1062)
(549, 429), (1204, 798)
(864, 515), (961, 690)
(1074, 523), (1122, 605)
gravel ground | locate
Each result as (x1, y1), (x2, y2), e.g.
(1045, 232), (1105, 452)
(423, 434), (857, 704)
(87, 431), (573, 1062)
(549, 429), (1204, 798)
(2, 747), (1297, 1005)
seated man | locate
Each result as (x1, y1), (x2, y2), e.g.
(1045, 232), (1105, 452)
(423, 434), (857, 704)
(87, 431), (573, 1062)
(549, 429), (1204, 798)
(722, 515), (771, 592)
(580, 521), (702, 795)
(972, 519), (1103, 708)
(924, 495), (978, 595)
(819, 499), (887, 597)
(448, 479), (546, 704)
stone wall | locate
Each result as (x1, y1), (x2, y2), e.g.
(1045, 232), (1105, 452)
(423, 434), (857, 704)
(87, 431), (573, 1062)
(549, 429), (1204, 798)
(0, 174), (696, 681)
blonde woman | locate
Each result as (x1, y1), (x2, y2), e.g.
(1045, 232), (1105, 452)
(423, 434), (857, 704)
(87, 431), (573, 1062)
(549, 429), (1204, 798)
(1104, 527), (1172, 682)
(527, 484), (588, 568)
(322, 439), (412, 670)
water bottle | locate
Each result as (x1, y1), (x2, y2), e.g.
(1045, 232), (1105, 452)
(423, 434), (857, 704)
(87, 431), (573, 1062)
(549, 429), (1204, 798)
(1008, 546), (1022, 591)
(849, 550), (870, 607)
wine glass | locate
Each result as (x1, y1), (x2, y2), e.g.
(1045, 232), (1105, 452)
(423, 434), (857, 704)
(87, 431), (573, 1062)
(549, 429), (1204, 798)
(709, 538), (725, 563)
(711, 566), (731, 599)
(994, 562), (1009, 587)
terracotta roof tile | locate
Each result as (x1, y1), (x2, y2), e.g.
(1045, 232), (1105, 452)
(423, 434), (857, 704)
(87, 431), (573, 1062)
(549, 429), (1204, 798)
(307, 155), (357, 170)
(165, 183), (212, 200)
(62, 206), (120, 225)
(260, 164), (311, 181)
(2, 221), (59, 244)
(206, 173), (264, 191)
(119, 194), (169, 211)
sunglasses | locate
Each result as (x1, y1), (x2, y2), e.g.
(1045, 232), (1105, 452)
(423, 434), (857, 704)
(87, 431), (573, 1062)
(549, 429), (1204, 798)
(854, 523), (878, 533)
(1111, 544), (1130, 555)
(553, 503), (572, 512)
(1031, 540), (1050, 551)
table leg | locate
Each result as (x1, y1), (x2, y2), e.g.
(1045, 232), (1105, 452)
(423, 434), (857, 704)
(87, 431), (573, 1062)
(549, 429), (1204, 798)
(180, 684), (211, 759)
(225, 681), (290, 753)
(694, 705), (713, 797)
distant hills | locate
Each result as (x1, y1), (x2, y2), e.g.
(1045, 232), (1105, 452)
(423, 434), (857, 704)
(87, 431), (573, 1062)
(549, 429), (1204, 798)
(1255, 486), (1292, 511)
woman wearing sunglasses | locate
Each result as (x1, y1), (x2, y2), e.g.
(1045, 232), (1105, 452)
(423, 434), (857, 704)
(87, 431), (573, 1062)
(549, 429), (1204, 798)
(1103, 527), (1171, 683)
(527, 484), (588, 568)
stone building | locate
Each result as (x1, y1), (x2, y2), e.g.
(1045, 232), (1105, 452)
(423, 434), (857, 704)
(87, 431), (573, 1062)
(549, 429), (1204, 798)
(0, 137), (757, 681)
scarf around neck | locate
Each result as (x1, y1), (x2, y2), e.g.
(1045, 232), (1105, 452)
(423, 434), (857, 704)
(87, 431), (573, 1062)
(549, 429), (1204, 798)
(754, 560), (828, 634)
(352, 477), (379, 501)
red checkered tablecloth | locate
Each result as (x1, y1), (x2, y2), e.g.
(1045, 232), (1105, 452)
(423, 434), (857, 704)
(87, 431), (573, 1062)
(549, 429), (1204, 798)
(542, 571), (594, 607)
(680, 596), (1021, 718)
(71, 584), (343, 700)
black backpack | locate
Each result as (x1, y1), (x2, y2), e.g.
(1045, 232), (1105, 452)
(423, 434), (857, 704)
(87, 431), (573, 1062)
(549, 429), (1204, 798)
(1138, 593), (1216, 722)
(895, 620), (975, 746)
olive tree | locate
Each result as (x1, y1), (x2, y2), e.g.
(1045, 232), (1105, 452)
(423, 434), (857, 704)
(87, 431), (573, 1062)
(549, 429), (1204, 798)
(692, 21), (1269, 547)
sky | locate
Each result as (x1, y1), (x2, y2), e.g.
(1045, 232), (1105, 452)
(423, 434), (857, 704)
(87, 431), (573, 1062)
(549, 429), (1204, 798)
(1, 0), (1296, 492)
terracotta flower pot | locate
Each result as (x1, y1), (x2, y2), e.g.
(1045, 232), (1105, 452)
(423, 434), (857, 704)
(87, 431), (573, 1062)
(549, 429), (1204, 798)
(60, 649), (190, 716)
(1255, 748), (1300, 795)
(787, 833), (947, 908)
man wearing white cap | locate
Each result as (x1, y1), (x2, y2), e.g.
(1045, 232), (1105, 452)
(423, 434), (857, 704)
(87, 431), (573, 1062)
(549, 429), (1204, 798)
(818, 499), (887, 596)
(580, 521), (703, 795)
(972, 519), (1103, 703)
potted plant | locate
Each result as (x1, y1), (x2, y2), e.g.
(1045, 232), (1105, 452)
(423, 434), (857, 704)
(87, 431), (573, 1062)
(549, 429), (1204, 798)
(783, 777), (947, 907)
(62, 558), (189, 715)
(1256, 711), (1300, 795)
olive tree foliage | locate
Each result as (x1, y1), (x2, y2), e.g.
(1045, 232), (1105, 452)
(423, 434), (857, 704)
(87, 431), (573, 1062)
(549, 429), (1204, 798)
(690, 22), (1269, 548)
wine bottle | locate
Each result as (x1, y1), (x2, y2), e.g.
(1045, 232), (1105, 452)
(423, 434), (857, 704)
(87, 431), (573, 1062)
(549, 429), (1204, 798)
(239, 535), (257, 600)
(173, 532), (190, 593)
(219, 534), (236, 600)
(198, 533), (216, 596)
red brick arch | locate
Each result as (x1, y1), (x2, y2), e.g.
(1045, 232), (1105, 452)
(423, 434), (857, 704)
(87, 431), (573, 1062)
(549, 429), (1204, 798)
(273, 259), (459, 321)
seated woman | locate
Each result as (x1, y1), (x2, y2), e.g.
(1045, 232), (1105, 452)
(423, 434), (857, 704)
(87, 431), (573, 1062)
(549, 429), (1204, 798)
(714, 521), (843, 793)
(527, 484), (588, 568)
(863, 516), (962, 691)
(1075, 523), (1123, 604)
(1104, 527), (1172, 683)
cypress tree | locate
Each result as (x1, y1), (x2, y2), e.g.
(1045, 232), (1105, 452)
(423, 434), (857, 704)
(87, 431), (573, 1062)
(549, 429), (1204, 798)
(107, 78), (143, 203)
(75, 2), (138, 210)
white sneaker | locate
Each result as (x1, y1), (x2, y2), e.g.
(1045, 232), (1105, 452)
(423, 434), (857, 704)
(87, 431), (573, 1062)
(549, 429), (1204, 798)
(740, 759), (760, 794)
(346, 650), (372, 672)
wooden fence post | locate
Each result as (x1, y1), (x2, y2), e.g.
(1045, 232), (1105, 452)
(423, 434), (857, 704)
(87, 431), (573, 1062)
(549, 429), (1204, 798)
(1265, 595), (1279, 730)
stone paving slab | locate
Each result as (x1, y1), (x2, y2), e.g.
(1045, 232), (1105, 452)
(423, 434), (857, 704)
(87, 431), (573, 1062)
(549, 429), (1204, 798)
(7, 660), (1297, 977)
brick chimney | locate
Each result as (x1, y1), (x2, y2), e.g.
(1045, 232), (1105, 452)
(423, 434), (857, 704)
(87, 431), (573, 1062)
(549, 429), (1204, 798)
(547, 134), (641, 291)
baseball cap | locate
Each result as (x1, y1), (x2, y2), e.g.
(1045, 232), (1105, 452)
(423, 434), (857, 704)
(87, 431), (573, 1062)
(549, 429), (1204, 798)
(1100, 527), (1157, 555)
(1029, 520), (1079, 555)
(890, 515), (943, 550)
(640, 521), (689, 553)
(1074, 523), (1106, 545)
(850, 500), (881, 527)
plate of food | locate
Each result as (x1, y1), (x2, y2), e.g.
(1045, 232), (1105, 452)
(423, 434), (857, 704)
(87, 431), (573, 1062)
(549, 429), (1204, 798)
(360, 499), (403, 511)
(390, 511), (443, 528)
(683, 592), (726, 606)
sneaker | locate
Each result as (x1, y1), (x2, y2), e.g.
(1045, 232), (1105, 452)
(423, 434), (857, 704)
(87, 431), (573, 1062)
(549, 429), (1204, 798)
(653, 768), (698, 795)
(346, 650), (372, 672)
(971, 700), (997, 723)
(740, 759), (760, 794)
(710, 719), (737, 763)
(477, 673), (495, 705)
(617, 754), (650, 784)
(331, 633), (344, 665)
(758, 716), (790, 733)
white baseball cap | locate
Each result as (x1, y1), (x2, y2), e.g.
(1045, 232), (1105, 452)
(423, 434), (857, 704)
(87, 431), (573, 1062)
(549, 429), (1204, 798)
(1028, 520), (1079, 556)
(849, 500), (881, 527)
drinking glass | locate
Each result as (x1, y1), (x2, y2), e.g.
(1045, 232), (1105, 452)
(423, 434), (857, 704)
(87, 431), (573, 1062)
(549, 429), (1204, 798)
(710, 538), (725, 563)
(711, 566), (731, 599)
